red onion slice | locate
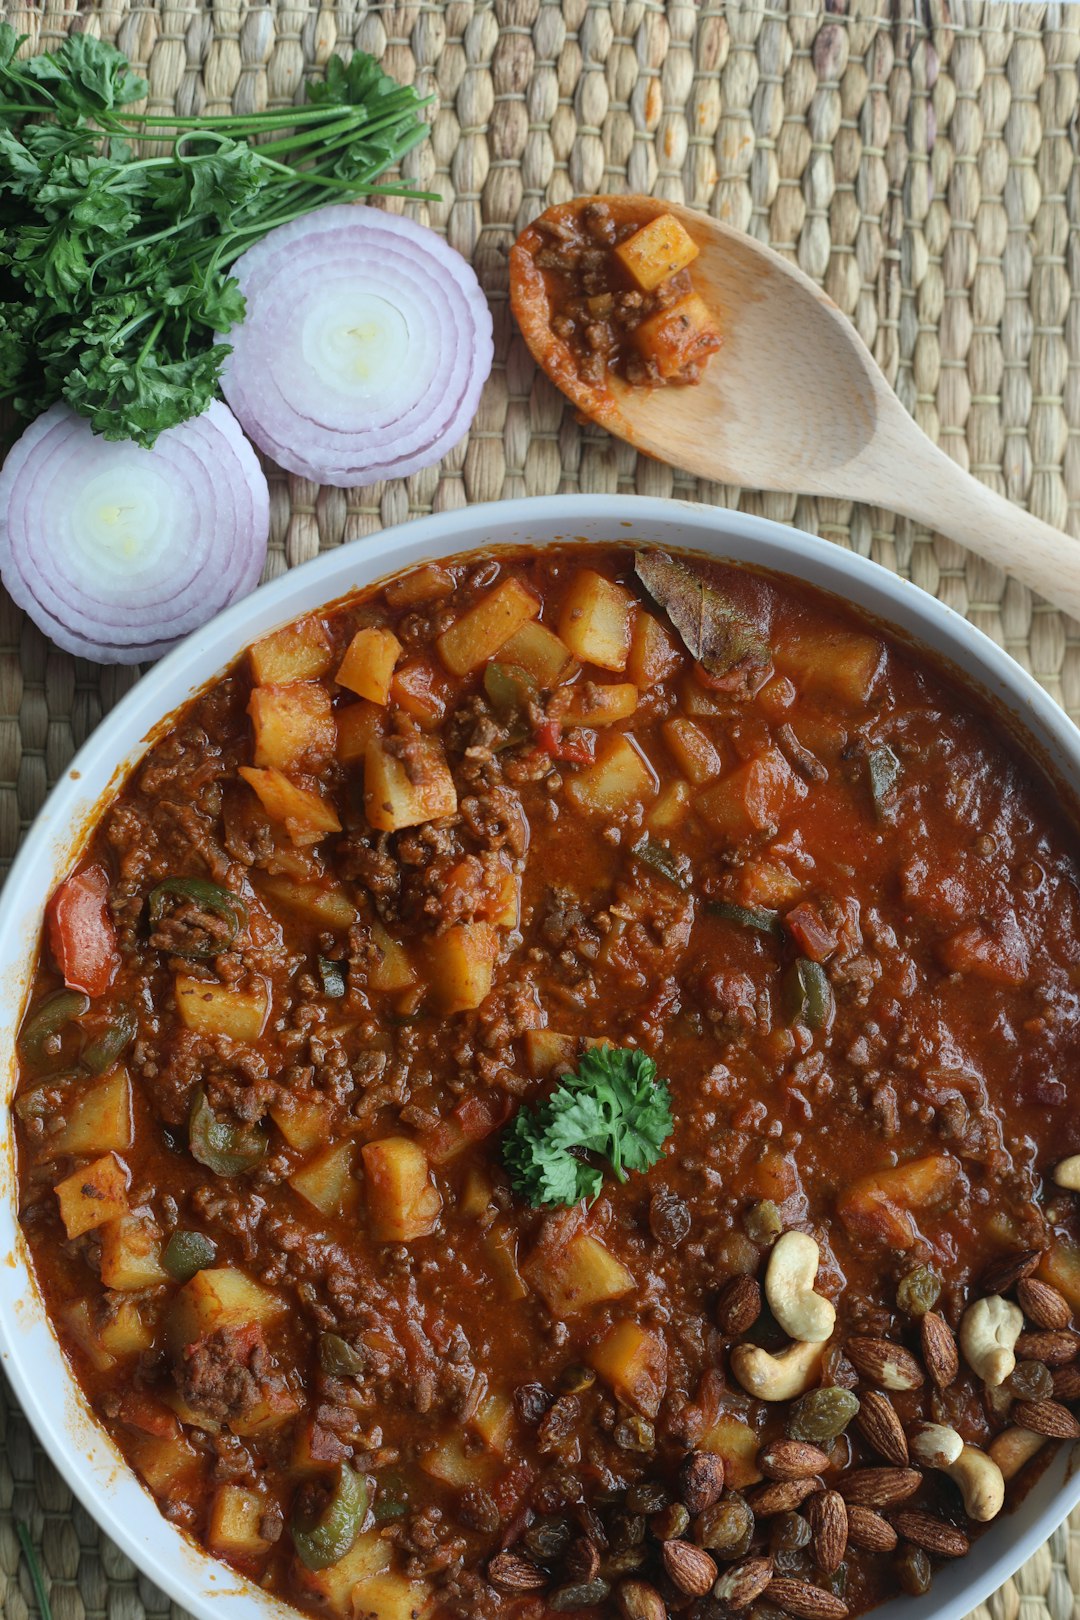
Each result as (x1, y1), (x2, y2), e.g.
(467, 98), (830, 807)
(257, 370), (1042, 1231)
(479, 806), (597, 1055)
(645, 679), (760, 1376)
(218, 206), (493, 488)
(0, 402), (269, 664)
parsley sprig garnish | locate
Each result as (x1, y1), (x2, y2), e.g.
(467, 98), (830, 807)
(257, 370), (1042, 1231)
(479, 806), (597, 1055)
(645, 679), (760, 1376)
(0, 28), (435, 444)
(503, 1046), (674, 1208)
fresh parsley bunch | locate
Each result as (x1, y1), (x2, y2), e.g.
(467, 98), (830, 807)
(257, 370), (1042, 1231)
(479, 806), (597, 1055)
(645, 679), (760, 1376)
(0, 26), (434, 444)
(504, 1046), (674, 1208)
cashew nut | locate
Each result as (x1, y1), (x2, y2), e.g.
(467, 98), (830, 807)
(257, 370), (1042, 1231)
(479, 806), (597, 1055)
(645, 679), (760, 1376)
(947, 1445), (1006, 1522)
(959, 1295), (1023, 1387)
(765, 1232), (836, 1345)
(910, 1425), (1005, 1521)
(988, 1425), (1048, 1483)
(730, 1338), (825, 1402)
(909, 1422), (964, 1470)
(1053, 1155), (1080, 1192)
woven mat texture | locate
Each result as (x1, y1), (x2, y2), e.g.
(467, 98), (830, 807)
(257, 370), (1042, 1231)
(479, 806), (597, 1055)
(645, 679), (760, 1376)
(1, 0), (1079, 1617)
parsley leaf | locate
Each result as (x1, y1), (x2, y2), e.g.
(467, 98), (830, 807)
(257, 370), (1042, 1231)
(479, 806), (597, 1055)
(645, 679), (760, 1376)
(503, 1047), (673, 1209)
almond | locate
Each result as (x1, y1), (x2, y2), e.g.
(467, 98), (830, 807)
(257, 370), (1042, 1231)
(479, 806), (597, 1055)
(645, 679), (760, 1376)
(980, 1248), (1043, 1295)
(837, 1467), (923, 1507)
(892, 1510), (970, 1558)
(678, 1449), (725, 1514)
(920, 1310), (959, 1388)
(1010, 1398), (1080, 1439)
(712, 1556), (775, 1610)
(488, 1552), (548, 1592)
(845, 1336), (924, 1391)
(615, 1580), (667, 1620)
(759, 1439), (832, 1480)
(662, 1539), (717, 1597)
(1016, 1330), (1080, 1366)
(564, 1537), (600, 1582)
(1017, 1278), (1072, 1332)
(765, 1575), (849, 1619)
(846, 1505), (898, 1552)
(805, 1490), (847, 1575)
(717, 1273), (763, 1335)
(855, 1391), (909, 1465)
(747, 1476), (823, 1515)
(1052, 1363), (1080, 1402)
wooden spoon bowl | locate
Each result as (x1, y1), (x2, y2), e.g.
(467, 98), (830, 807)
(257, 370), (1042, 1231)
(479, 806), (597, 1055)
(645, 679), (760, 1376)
(511, 197), (1080, 621)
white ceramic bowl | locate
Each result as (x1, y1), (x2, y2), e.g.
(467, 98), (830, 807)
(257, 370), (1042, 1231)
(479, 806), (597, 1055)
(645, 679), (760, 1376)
(1, 494), (1077, 1620)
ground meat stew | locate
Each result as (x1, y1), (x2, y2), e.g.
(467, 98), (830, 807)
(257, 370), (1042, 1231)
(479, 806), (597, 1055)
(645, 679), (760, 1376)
(510, 198), (723, 400)
(14, 543), (1080, 1620)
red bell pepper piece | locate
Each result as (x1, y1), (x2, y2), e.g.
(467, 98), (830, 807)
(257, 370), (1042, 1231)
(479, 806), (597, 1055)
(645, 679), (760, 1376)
(533, 717), (594, 766)
(46, 864), (121, 997)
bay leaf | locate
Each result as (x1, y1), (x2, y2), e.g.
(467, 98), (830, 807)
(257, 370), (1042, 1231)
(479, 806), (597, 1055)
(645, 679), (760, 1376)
(634, 549), (768, 678)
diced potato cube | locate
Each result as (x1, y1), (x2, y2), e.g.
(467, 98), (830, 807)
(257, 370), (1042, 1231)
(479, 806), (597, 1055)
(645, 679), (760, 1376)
(367, 919), (417, 994)
(337, 626), (403, 705)
(589, 1321), (668, 1417)
(362, 1138), (442, 1242)
(678, 672), (725, 716)
(837, 1154), (960, 1250)
(250, 616), (333, 685)
(238, 767), (341, 846)
(297, 1531), (392, 1614)
(627, 611), (683, 688)
(634, 292), (721, 380)
(259, 878), (356, 931)
(249, 682), (336, 772)
(127, 1427), (200, 1493)
(270, 1094), (331, 1153)
(490, 864), (521, 929)
(459, 1167), (494, 1218)
(523, 1030), (577, 1076)
(756, 674), (798, 717)
(615, 212), (700, 291)
(99, 1214), (168, 1290)
(737, 859), (802, 908)
(699, 1414), (763, 1489)
(384, 563), (455, 610)
(696, 748), (807, 843)
(228, 1386), (301, 1438)
(207, 1484), (272, 1560)
(98, 1298), (155, 1357)
(336, 701), (384, 766)
(175, 975), (269, 1043)
(55, 1153), (129, 1239)
(525, 1231), (635, 1316)
(663, 718), (722, 784)
(420, 1433), (497, 1488)
(364, 736), (457, 833)
(63, 1300), (115, 1372)
(471, 1390), (513, 1453)
(485, 1225), (529, 1303)
(436, 579), (541, 676)
(561, 682), (639, 727)
(647, 780), (690, 834)
(1039, 1240), (1080, 1313)
(565, 734), (657, 815)
(51, 1068), (133, 1156)
(390, 657), (448, 728)
(500, 620), (577, 686)
(776, 629), (884, 706)
(168, 1267), (286, 1348)
(558, 571), (635, 671)
(426, 922), (499, 1014)
(352, 1573), (432, 1620)
(289, 1141), (360, 1221)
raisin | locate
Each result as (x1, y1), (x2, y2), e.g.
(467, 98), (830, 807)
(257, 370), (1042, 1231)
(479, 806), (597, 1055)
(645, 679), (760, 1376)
(458, 1487), (500, 1535)
(770, 1512), (812, 1552)
(896, 1266), (942, 1317)
(786, 1386), (860, 1444)
(614, 1415), (655, 1453)
(515, 1383), (552, 1424)
(744, 1199), (783, 1243)
(696, 1494), (754, 1559)
(625, 1480), (671, 1515)
(548, 1579), (611, 1610)
(649, 1503), (689, 1540)
(1008, 1360), (1054, 1401)
(896, 1545), (932, 1596)
(524, 1517), (573, 1563)
(650, 1188), (691, 1244)
(538, 1395), (581, 1453)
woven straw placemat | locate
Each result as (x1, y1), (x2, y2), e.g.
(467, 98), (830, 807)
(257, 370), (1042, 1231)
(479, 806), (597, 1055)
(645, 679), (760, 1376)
(1, 1), (1078, 1617)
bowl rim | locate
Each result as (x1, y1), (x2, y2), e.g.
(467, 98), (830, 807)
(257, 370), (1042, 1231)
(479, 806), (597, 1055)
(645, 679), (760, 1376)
(1, 490), (1078, 1620)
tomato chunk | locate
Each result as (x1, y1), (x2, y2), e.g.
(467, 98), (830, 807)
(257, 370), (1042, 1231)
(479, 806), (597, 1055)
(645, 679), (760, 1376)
(47, 865), (121, 997)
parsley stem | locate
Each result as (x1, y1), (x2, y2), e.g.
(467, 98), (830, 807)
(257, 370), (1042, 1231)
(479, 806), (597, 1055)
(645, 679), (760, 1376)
(16, 1523), (54, 1620)
(136, 314), (165, 367)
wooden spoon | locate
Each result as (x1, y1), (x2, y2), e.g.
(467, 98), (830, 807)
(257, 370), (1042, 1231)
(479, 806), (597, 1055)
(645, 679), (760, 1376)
(511, 196), (1080, 621)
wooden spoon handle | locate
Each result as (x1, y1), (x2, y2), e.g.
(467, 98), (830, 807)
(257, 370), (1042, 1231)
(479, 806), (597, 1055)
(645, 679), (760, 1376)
(847, 416), (1080, 622)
